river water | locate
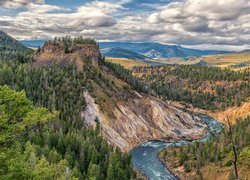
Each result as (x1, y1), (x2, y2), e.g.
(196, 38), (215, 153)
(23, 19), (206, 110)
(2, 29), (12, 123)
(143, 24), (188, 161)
(131, 114), (224, 180)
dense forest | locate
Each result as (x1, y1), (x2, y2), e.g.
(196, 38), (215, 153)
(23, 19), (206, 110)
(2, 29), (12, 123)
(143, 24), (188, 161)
(103, 60), (151, 94)
(132, 65), (250, 111)
(160, 116), (250, 179)
(0, 57), (133, 178)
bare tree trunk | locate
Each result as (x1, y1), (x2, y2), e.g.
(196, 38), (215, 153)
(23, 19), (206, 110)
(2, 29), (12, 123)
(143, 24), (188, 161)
(227, 117), (239, 180)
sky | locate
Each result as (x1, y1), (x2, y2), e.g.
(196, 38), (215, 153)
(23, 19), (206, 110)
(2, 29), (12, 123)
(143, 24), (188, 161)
(0, 0), (249, 51)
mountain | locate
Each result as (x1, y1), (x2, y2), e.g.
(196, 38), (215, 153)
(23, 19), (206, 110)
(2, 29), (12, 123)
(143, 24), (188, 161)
(21, 39), (45, 48)
(100, 42), (232, 59)
(0, 30), (30, 52)
(32, 38), (208, 152)
(240, 49), (250, 53)
(104, 47), (150, 61)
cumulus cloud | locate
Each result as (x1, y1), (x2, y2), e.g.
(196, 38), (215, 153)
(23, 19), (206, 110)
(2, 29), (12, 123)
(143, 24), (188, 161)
(145, 0), (250, 48)
(1, 0), (249, 50)
(0, 0), (44, 9)
(0, 1), (119, 39)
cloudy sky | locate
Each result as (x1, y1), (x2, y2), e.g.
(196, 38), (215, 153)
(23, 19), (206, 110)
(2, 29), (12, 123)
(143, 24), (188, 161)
(0, 0), (249, 50)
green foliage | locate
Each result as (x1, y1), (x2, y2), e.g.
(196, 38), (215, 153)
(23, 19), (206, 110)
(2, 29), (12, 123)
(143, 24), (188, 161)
(0, 85), (57, 144)
(0, 60), (133, 179)
(104, 60), (151, 93)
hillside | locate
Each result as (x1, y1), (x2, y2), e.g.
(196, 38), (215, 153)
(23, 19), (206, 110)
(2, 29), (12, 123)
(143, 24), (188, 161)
(0, 31), (32, 62)
(107, 57), (148, 70)
(0, 30), (29, 52)
(132, 65), (250, 111)
(201, 53), (250, 70)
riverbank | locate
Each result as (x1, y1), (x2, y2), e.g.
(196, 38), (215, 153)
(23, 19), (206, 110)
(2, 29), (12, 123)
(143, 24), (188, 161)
(130, 115), (224, 180)
(158, 147), (250, 180)
(158, 116), (250, 180)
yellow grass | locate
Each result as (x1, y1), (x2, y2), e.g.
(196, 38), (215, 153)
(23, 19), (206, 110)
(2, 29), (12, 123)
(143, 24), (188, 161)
(106, 57), (147, 69)
(202, 53), (250, 70)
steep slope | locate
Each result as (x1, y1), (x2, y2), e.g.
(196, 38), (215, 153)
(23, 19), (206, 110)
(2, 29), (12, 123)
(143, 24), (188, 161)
(0, 31), (32, 62)
(100, 42), (231, 59)
(82, 91), (207, 151)
(35, 40), (208, 152)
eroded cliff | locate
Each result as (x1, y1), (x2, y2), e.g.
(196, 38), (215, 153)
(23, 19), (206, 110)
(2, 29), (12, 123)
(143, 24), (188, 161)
(82, 91), (207, 152)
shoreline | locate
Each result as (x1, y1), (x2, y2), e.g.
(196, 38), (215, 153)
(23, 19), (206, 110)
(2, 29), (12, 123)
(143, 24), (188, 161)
(157, 149), (184, 180)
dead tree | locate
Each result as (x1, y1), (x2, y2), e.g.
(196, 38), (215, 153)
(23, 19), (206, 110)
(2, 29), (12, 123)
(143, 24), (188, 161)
(227, 117), (239, 180)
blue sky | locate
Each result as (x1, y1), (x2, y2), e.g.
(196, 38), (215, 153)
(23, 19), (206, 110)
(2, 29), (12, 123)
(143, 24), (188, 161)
(0, 0), (249, 50)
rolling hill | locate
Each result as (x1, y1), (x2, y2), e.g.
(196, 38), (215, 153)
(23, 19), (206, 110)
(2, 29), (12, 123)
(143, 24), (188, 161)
(104, 47), (149, 60)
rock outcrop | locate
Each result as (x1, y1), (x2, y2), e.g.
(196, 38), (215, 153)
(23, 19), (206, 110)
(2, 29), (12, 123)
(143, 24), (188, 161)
(34, 42), (101, 70)
(82, 91), (207, 152)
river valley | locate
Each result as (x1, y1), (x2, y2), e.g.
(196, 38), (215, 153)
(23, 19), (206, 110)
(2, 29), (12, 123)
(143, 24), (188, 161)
(131, 114), (224, 180)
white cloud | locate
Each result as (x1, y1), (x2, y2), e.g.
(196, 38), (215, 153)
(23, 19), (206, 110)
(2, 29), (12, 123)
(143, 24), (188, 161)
(0, 1), (119, 39)
(1, 0), (249, 50)
(145, 0), (250, 48)
(0, 0), (44, 9)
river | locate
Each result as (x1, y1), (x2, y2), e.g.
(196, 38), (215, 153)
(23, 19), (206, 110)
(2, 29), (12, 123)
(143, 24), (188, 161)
(131, 114), (224, 180)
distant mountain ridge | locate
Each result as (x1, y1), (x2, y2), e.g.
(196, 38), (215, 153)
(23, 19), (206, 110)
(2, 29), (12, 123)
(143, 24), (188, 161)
(104, 47), (150, 60)
(100, 42), (232, 59)
(20, 40), (234, 59)
(21, 39), (45, 48)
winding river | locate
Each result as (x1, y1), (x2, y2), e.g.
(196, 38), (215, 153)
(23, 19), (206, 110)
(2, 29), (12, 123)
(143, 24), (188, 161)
(131, 114), (224, 180)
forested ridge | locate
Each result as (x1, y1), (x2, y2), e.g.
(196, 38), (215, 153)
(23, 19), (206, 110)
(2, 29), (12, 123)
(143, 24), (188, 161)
(0, 31), (33, 63)
(0, 38), (133, 179)
(132, 65), (250, 111)
(160, 116), (250, 179)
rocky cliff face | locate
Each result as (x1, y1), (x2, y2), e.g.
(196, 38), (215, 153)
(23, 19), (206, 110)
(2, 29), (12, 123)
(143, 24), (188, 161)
(82, 91), (207, 152)
(34, 42), (101, 70)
